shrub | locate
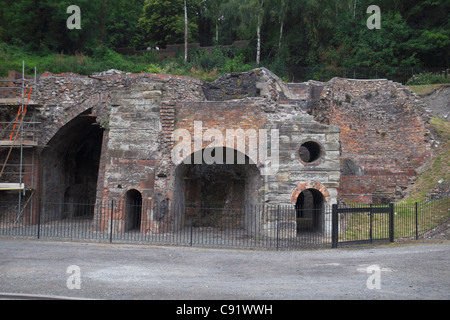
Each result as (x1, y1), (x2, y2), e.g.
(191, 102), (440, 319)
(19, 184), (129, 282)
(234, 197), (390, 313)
(407, 72), (450, 85)
(220, 54), (252, 74)
(147, 63), (164, 74)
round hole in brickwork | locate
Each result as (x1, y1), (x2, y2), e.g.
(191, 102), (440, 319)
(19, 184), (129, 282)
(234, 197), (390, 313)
(298, 140), (323, 164)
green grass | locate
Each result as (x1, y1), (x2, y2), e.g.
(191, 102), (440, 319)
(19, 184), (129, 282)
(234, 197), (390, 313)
(0, 42), (153, 77)
(339, 205), (391, 242)
(394, 197), (450, 239)
(408, 84), (447, 96)
(340, 116), (450, 241)
(338, 197), (450, 241)
(0, 42), (256, 82)
(402, 117), (450, 204)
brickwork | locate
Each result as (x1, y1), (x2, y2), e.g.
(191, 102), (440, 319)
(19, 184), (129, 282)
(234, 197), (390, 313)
(0, 68), (433, 236)
(308, 78), (432, 203)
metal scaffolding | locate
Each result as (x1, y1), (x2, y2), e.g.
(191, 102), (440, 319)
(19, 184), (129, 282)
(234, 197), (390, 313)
(0, 61), (40, 222)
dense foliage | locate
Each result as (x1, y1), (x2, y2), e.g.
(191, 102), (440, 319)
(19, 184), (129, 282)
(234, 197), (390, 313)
(0, 0), (448, 82)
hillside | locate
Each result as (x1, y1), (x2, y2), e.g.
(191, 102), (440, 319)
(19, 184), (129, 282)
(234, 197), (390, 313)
(410, 84), (450, 120)
(402, 84), (449, 204)
(0, 41), (255, 82)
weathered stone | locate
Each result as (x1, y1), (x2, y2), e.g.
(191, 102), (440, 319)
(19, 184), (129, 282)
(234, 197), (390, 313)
(143, 90), (162, 99)
(0, 66), (432, 236)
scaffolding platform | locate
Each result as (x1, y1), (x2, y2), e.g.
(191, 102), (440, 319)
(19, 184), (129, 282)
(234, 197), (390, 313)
(0, 62), (38, 188)
(0, 98), (38, 106)
(0, 140), (38, 147)
(0, 183), (25, 191)
(0, 62), (39, 225)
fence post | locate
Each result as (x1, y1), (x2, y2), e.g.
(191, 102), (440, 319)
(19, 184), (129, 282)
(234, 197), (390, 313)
(389, 203), (394, 243)
(369, 204), (373, 244)
(190, 207), (193, 247)
(276, 205), (280, 251)
(37, 199), (41, 239)
(415, 202), (419, 240)
(331, 204), (338, 249)
(109, 200), (114, 243)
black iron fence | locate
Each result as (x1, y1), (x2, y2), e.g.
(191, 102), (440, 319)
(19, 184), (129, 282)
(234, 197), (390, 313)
(0, 198), (448, 250)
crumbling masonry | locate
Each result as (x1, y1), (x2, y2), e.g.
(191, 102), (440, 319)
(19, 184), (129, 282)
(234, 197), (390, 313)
(0, 68), (432, 237)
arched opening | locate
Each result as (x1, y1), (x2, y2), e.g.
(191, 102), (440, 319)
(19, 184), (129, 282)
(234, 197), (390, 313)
(125, 189), (142, 232)
(173, 147), (262, 230)
(40, 109), (103, 221)
(295, 188), (324, 233)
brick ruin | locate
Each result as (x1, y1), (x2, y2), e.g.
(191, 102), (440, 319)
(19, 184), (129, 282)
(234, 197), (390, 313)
(0, 68), (432, 237)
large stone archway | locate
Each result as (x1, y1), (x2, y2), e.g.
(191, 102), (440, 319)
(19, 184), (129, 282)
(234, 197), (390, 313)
(40, 109), (104, 220)
(172, 147), (263, 232)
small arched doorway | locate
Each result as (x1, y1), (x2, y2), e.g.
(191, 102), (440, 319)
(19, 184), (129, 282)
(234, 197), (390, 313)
(295, 188), (324, 233)
(125, 189), (142, 232)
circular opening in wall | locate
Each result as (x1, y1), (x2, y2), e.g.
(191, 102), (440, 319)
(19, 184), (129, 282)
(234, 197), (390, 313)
(298, 141), (323, 164)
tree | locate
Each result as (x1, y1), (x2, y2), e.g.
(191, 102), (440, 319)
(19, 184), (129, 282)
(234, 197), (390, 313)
(203, 0), (225, 44)
(403, 0), (450, 67)
(225, 0), (266, 64)
(350, 12), (418, 69)
(1, 0), (448, 73)
(255, 0), (264, 65)
(184, 0), (188, 61)
(139, 0), (199, 47)
(267, 0), (301, 51)
(103, 0), (146, 49)
(2, 0), (105, 52)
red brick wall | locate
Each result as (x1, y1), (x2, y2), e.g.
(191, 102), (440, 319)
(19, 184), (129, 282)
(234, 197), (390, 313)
(318, 79), (432, 204)
(175, 101), (268, 154)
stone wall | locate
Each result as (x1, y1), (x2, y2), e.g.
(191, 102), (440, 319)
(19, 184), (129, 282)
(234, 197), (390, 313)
(0, 67), (433, 234)
(307, 78), (432, 203)
(28, 68), (342, 236)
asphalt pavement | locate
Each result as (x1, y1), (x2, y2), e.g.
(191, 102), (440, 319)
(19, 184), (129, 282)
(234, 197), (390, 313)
(0, 238), (449, 301)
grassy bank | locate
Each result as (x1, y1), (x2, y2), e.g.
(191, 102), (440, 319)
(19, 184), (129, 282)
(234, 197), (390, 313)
(0, 42), (255, 81)
(409, 84), (449, 96)
(403, 117), (450, 204)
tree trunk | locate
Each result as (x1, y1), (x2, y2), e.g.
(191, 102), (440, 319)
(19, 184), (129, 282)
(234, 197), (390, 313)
(257, 21), (261, 65)
(256, 0), (264, 65)
(216, 20), (219, 44)
(278, 16), (284, 49)
(184, 0), (188, 61)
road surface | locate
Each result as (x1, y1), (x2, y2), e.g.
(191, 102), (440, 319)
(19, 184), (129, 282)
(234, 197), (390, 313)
(0, 238), (449, 300)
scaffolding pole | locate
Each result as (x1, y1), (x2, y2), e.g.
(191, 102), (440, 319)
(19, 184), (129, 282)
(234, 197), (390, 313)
(0, 61), (38, 223)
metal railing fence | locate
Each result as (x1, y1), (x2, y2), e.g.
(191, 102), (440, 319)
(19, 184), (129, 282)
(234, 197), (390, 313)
(0, 198), (448, 250)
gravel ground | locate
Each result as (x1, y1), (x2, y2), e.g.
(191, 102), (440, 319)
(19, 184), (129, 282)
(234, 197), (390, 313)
(0, 238), (449, 301)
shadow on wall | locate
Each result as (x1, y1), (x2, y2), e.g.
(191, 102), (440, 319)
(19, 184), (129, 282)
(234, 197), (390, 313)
(40, 109), (104, 220)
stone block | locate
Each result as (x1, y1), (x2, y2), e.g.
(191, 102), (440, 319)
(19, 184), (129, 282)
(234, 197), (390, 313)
(143, 90), (162, 99)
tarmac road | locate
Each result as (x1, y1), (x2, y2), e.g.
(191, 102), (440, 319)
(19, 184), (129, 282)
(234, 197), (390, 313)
(0, 238), (449, 301)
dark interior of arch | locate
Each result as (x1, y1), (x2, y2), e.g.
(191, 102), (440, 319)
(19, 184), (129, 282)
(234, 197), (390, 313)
(173, 148), (262, 228)
(41, 109), (103, 220)
(125, 189), (142, 232)
(295, 189), (325, 233)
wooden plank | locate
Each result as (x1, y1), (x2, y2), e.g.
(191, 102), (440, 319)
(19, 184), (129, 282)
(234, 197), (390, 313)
(0, 98), (37, 105)
(0, 183), (24, 190)
(0, 140), (38, 147)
